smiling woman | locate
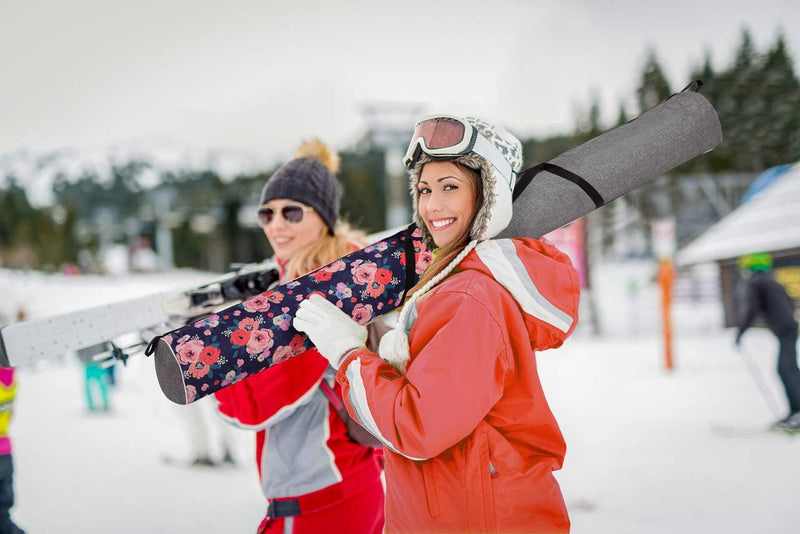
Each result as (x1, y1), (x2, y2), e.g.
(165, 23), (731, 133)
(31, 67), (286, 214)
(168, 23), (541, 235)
(294, 116), (582, 533)
(213, 139), (386, 534)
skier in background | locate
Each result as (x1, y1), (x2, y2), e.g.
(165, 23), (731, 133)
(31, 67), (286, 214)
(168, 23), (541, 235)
(170, 397), (237, 467)
(214, 140), (385, 534)
(0, 367), (25, 534)
(735, 252), (800, 431)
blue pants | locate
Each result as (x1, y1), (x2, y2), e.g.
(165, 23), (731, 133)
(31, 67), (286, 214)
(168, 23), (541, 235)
(84, 364), (110, 411)
(0, 455), (23, 534)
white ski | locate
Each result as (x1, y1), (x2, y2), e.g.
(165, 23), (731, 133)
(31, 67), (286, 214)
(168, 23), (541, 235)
(0, 292), (171, 367)
(0, 260), (280, 368)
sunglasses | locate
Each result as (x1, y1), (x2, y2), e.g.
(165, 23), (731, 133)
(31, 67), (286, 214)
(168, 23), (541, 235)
(257, 204), (314, 226)
(403, 115), (515, 189)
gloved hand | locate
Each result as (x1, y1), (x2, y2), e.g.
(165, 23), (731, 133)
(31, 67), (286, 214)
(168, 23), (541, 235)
(293, 294), (368, 369)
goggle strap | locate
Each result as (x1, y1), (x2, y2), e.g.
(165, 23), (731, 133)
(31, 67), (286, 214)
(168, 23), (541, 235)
(472, 134), (514, 188)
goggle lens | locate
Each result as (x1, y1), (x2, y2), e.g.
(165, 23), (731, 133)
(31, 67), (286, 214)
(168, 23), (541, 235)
(413, 117), (466, 149)
(257, 205), (307, 226)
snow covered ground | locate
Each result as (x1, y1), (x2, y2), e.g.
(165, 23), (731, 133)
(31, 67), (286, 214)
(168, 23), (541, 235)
(2, 263), (798, 533)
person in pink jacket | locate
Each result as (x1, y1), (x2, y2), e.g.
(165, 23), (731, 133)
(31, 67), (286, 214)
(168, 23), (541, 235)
(295, 116), (580, 533)
(0, 367), (25, 534)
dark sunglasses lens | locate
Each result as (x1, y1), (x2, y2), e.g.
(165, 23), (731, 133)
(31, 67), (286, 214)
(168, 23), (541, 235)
(258, 208), (274, 226)
(282, 206), (305, 223)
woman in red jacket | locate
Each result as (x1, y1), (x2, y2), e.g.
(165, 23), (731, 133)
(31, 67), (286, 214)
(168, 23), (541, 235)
(295, 116), (580, 533)
(214, 140), (384, 534)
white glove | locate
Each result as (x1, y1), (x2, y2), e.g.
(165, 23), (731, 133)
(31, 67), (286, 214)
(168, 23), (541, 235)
(293, 294), (368, 368)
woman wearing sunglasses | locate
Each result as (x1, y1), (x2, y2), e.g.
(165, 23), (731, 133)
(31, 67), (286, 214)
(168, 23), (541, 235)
(295, 117), (580, 532)
(214, 140), (385, 534)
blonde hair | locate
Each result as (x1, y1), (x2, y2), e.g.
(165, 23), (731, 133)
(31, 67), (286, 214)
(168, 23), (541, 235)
(284, 221), (366, 280)
(404, 162), (483, 303)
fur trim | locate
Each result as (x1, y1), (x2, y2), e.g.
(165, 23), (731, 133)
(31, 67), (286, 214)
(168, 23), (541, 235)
(295, 139), (340, 173)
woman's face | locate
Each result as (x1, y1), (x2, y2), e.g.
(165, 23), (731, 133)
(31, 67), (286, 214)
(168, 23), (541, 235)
(417, 161), (478, 249)
(260, 199), (327, 262)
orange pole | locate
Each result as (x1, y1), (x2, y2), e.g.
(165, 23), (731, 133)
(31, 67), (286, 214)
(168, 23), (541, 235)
(658, 258), (675, 371)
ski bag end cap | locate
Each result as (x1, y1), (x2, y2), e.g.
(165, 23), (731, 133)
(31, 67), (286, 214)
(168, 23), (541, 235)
(153, 338), (189, 405)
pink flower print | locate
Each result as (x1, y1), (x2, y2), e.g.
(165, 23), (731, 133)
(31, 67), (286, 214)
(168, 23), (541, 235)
(334, 282), (352, 299)
(222, 370), (248, 387)
(375, 241), (388, 252)
(201, 383), (209, 391)
(351, 261), (377, 285)
(272, 314), (292, 331)
(412, 227), (423, 238)
(204, 329), (211, 336)
(230, 329), (251, 346)
(236, 358), (244, 367)
(326, 260), (346, 273)
(188, 360), (211, 379)
(176, 339), (205, 365)
(243, 294), (270, 313)
(416, 250), (432, 275)
(193, 314), (220, 329)
(246, 329), (274, 355)
(163, 334), (173, 345)
(351, 303), (374, 325)
(267, 291), (284, 304)
(286, 280), (301, 289)
(186, 385), (197, 403)
(366, 280), (385, 298)
(272, 345), (295, 364)
(238, 317), (259, 332)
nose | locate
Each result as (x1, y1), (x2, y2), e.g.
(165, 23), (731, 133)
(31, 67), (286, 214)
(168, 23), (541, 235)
(426, 189), (443, 212)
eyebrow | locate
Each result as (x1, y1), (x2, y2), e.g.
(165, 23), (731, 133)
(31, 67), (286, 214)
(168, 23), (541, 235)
(418, 175), (462, 186)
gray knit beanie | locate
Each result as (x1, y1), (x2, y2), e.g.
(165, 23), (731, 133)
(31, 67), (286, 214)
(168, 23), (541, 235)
(259, 139), (342, 234)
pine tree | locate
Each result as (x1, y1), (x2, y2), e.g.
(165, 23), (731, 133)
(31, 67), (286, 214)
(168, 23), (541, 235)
(637, 49), (672, 114)
(759, 30), (800, 167)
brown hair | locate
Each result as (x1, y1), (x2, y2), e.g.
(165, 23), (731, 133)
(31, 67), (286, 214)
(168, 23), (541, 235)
(404, 162), (483, 302)
(284, 221), (366, 280)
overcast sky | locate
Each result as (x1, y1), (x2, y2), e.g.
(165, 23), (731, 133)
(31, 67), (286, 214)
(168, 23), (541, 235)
(1, 0), (799, 164)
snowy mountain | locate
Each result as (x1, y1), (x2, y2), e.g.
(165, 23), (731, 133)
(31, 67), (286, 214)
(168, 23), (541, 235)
(0, 142), (278, 206)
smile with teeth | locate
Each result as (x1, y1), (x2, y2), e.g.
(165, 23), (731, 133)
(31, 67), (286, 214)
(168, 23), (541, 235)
(273, 237), (293, 244)
(430, 218), (455, 230)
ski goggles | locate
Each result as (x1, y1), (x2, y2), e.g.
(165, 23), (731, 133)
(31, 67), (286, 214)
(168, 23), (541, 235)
(257, 204), (315, 226)
(403, 115), (516, 189)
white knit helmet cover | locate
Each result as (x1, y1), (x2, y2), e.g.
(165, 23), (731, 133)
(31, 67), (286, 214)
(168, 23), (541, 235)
(408, 116), (523, 248)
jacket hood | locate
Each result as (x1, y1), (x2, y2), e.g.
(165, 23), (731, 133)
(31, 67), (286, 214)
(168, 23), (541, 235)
(458, 238), (580, 351)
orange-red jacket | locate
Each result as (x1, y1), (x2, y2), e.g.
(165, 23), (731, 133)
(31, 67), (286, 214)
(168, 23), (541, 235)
(336, 238), (580, 533)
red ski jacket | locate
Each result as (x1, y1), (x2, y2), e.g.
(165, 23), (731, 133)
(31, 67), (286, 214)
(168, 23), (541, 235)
(215, 347), (383, 511)
(336, 238), (580, 533)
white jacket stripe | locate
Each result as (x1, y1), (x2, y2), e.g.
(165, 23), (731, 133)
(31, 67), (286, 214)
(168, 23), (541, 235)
(476, 239), (574, 333)
(344, 358), (426, 461)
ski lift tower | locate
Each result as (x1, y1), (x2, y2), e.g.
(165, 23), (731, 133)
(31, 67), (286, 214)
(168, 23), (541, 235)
(360, 102), (426, 229)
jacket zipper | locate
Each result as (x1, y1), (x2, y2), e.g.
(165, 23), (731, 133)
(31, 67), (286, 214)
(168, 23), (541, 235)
(489, 460), (498, 479)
